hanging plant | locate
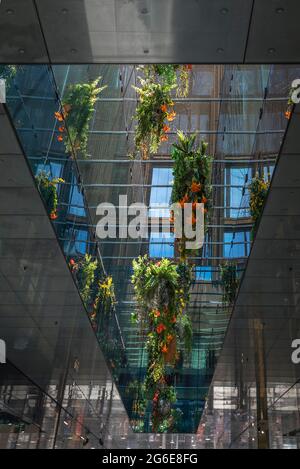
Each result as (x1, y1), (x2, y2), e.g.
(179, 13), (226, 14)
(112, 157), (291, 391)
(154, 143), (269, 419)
(69, 254), (98, 305)
(35, 171), (64, 220)
(131, 255), (192, 432)
(54, 78), (107, 158)
(92, 275), (117, 317)
(248, 174), (270, 239)
(133, 73), (176, 159)
(125, 380), (147, 418)
(170, 131), (213, 260)
(143, 64), (192, 97)
(219, 261), (239, 305)
(285, 81), (299, 119)
(177, 64), (192, 98)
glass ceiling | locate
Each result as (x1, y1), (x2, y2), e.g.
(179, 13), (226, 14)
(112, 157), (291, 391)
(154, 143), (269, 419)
(3, 63), (297, 433)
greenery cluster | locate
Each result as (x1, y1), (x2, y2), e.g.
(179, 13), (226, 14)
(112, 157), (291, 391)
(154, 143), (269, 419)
(170, 131), (213, 259)
(131, 255), (192, 432)
(219, 261), (239, 305)
(249, 174), (270, 239)
(133, 76), (176, 159)
(61, 78), (107, 158)
(35, 171), (64, 219)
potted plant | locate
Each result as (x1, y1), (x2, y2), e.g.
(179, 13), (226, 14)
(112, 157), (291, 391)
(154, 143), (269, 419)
(35, 171), (64, 219)
(54, 77), (107, 158)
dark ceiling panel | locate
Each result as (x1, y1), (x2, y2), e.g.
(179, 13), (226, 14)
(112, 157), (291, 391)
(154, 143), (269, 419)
(245, 0), (300, 63)
(0, 0), (48, 63)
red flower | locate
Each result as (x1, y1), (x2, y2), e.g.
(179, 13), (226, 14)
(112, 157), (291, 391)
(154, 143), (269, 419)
(156, 323), (166, 334)
(58, 125), (65, 133)
(69, 258), (75, 266)
(171, 316), (177, 323)
(153, 310), (161, 318)
(162, 344), (168, 353)
(50, 211), (58, 220)
(160, 104), (168, 113)
(57, 135), (63, 142)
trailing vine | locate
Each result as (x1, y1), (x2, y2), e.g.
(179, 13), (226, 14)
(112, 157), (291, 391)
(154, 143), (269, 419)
(131, 255), (192, 432)
(54, 78), (107, 158)
(170, 131), (213, 260)
(35, 171), (64, 220)
(219, 261), (239, 305)
(0, 65), (17, 90)
(249, 174), (270, 240)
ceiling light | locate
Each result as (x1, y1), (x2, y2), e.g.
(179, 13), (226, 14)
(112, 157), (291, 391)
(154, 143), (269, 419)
(18, 48), (25, 54)
(268, 48), (276, 54)
(275, 7), (284, 14)
(61, 8), (68, 14)
(141, 8), (148, 14)
(70, 48), (77, 54)
(217, 48), (224, 53)
(220, 8), (229, 14)
(6, 9), (14, 14)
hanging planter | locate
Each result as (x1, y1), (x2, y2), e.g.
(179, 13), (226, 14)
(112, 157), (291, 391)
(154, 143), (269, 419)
(131, 255), (192, 432)
(133, 76), (176, 159)
(170, 131), (213, 260)
(248, 174), (270, 240)
(145, 64), (192, 97)
(220, 261), (239, 305)
(54, 77), (107, 158)
(35, 171), (64, 220)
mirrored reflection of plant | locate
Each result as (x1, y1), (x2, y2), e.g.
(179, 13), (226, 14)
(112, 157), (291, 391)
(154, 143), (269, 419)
(248, 174), (270, 240)
(69, 255), (117, 321)
(0, 65), (17, 90)
(170, 131), (213, 260)
(133, 75), (176, 159)
(220, 261), (239, 305)
(35, 171), (64, 220)
(54, 78), (107, 158)
(131, 255), (192, 432)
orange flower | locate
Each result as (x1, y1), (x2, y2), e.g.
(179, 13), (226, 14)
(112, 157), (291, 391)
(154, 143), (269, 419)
(160, 134), (168, 142)
(58, 126), (65, 133)
(160, 104), (168, 113)
(57, 135), (63, 142)
(179, 194), (189, 207)
(163, 124), (170, 133)
(153, 310), (161, 318)
(156, 323), (166, 334)
(191, 181), (201, 193)
(69, 258), (75, 266)
(171, 316), (177, 323)
(285, 110), (291, 119)
(54, 111), (64, 122)
(161, 345), (168, 353)
(50, 211), (58, 220)
(166, 334), (173, 343)
(201, 195), (208, 204)
(167, 111), (176, 122)
(185, 64), (193, 70)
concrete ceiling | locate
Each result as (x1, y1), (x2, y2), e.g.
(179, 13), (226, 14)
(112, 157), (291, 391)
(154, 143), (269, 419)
(0, 0), (300, 64)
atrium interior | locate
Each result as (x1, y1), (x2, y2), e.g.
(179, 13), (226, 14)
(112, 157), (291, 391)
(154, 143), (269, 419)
(0, 0), (300, 451)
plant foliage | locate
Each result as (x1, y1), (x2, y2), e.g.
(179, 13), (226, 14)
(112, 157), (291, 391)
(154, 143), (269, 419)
(56, 78), (107, 158)
(249, 174), (270, 239)
(35, 171), (64, 219)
